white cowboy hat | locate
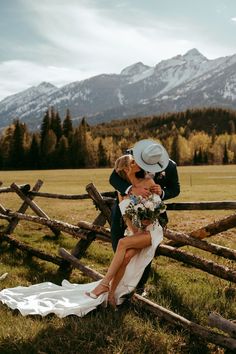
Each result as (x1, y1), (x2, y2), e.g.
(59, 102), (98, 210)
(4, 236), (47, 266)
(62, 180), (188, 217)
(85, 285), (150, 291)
(133, 139), (169, 173)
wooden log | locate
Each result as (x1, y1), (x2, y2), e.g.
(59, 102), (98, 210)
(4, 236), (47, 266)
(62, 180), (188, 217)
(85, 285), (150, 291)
(208, 312), (236, 338)
(1, 233), (63, 265)
(10, 182), (60, 237)
(0, 203), (8, 214)
(71, 213), (108, 258)
(58, 213), (108, 273)
(27, 191), (236, 211)
(58, 248), (236, 351)
(77, 220), (111, 237)
(190, 212), (236, 239)
(86, 183), (112, 224)
(6, 210), (236, 283)
(167, 212), (236, 247)
(6, 180), (43, 235)
(5, 211), (111, 243)
(29, 190), (116, 200)
(59, 248), (103, 280)
(0, 184), (31, 194)
(164, 228), (236, 261)
(166, 201), (236, 210)
(132, 295), (236, 350)
(157, 244), (236, 283)
(0, 213), (11, 221)
(8, 209), (236, 283)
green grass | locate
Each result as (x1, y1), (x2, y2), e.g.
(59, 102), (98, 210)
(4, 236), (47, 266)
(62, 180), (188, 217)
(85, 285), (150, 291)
(0, 165), (236, 354)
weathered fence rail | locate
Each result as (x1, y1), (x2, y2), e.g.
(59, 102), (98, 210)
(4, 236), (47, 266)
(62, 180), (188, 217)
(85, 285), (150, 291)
(59, 248), (236, 351)
(0, 180), (236, 350)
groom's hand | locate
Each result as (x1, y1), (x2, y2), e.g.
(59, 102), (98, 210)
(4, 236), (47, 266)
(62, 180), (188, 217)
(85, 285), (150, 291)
(129, 186), (151, 198)
(150, 184), (162, 196)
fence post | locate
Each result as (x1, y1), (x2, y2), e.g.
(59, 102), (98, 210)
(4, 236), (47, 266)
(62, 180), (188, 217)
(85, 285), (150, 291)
(58, 212), (107, 274)
(6, 180), (44, 235)
(58, 182), (113, 274)
(10, 182), (60, 238)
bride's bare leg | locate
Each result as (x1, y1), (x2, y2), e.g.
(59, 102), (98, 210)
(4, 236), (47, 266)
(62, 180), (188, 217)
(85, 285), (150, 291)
(91, 232), (151, 297)
(110, 249), (139, 295)
(108, 249), (139, 307)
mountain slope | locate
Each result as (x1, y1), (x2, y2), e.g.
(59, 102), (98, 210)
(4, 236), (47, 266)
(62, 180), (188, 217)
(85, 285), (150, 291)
(1, 49), (236, 129)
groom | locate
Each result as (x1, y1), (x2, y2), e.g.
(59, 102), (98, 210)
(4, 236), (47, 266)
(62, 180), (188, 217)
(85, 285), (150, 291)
(109, 139), (180, 295)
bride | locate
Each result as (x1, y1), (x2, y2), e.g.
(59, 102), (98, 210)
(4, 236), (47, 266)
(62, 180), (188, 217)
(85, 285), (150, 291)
(0, 140), (169, 318)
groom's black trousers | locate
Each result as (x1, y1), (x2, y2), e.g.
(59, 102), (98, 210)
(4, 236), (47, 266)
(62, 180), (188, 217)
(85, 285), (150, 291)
(111, 201), (152, 292)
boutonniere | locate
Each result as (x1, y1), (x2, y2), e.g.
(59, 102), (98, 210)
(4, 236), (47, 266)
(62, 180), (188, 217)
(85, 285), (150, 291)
(157, 171), (166, 179)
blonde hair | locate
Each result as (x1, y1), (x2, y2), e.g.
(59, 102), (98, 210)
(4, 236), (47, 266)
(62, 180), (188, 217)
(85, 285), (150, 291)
(114, 154), (133, 182)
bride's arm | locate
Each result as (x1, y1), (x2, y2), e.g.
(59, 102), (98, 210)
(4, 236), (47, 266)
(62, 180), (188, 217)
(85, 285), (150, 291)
(124, 217), (139, 234)
(118, 193), (139, 234)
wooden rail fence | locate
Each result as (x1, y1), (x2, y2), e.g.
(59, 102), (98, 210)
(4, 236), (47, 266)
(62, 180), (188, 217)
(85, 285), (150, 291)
(0, 180), (236, 350)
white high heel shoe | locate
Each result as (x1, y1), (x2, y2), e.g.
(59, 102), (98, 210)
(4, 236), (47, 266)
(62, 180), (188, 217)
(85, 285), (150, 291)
(86, 282), (110, 299)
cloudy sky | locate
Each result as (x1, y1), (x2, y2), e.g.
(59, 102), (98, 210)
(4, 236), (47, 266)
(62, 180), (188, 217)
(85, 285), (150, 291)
(0, 0), (236, 100)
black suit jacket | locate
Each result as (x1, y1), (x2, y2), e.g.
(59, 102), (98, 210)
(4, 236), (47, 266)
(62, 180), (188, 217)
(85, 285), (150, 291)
(109, 159), (180, 201)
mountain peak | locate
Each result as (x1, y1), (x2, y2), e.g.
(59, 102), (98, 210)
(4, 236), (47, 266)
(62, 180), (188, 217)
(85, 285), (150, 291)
(183, 48), (207, 61)
(120, 62), (151, 76)
(37, 82), (57, 89)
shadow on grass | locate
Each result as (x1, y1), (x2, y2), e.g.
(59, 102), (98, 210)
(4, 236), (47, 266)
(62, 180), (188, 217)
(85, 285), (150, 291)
(0, 305), (169, 354)
(0, 242), (68, 285)
(149, 268), (197, 319)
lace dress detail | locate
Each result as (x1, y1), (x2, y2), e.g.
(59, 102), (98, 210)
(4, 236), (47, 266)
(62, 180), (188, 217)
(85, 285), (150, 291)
(0, 197), (163, 317)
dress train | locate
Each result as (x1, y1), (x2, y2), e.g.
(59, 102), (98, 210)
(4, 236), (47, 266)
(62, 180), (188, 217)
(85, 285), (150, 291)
(0, 200), (163, 318)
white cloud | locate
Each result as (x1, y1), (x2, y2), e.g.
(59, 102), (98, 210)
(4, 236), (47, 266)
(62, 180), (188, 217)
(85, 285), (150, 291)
(0, 1), (196, 100)
(0, 60), (98, 100)
(1, 0), (235, 101)
(22, 0), (194, 70)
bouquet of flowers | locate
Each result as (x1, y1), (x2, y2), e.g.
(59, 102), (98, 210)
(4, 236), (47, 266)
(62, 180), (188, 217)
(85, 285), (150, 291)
(124, 193), (167, 230)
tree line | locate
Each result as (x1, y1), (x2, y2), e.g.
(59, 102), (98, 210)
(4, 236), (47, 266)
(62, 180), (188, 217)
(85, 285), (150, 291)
(0, 106), (236, 170)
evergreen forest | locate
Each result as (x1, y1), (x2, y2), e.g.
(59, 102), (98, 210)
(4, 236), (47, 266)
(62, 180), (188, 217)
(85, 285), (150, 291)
(0, 106), (236, 170)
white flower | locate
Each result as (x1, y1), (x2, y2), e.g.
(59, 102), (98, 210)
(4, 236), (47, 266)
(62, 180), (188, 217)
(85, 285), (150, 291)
(134, 203), (145, 211)
(153, 194), (161, 203)
(144, 201), (155, 210)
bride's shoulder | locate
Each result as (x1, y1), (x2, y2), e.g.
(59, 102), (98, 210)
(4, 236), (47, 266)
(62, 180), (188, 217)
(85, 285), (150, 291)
(143, 175), (155, 188)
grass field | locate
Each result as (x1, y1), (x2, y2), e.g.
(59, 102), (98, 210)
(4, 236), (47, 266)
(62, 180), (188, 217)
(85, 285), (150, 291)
(0, 165), (236, 354)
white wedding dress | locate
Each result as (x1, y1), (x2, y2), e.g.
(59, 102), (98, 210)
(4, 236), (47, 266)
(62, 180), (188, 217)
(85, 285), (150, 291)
(0, 198), (163, 318)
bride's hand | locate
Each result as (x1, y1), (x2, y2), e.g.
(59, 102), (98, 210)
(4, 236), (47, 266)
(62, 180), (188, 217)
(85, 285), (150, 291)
(141, 219), (152, 226)
(130, 186), (150, 198)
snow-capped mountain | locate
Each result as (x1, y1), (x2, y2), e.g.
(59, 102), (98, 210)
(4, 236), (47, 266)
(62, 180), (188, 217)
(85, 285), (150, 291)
(1, 48), (236, 129)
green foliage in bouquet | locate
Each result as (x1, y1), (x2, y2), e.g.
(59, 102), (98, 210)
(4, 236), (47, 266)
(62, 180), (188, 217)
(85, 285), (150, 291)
(124, 194), (166, 230)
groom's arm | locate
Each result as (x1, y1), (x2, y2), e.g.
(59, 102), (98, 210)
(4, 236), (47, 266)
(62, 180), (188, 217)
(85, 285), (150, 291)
(161, 160), (180, 200)
(109, 169), (131, 196)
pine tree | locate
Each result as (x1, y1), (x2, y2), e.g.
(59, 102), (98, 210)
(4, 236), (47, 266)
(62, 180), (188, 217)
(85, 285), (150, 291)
(171, 133), (180, 165)
(198, 148), (203, 164)
(57, 135), (69, 168)
(41, 129), (57, 168)
(98, 139), (108, 167)
(9, 120), (25, 169)
(193, 150), (198, 165)
(223, 143), (229, 164)
(63, 109), (73, 138)
(51, 111), (63, 141)
(70, 129), (80, 168)
(1, 125), (15, 168)
(70, 118), (89, 168)
(27, 134), (40, 169)
(40, 109), (51, 149)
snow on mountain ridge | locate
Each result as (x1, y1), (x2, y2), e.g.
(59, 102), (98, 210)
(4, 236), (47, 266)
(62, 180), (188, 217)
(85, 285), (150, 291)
(120, 62), (151, 76)
(1, 49), (236, 129)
